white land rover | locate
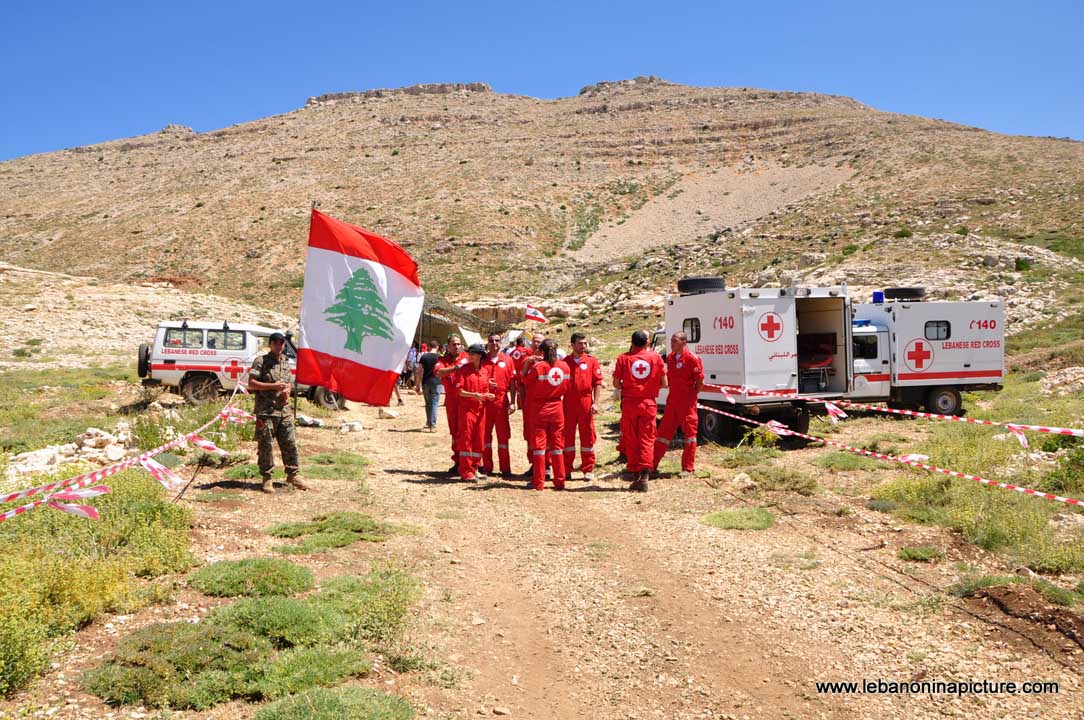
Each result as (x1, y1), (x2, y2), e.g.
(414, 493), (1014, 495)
(137, 320), (344, 408)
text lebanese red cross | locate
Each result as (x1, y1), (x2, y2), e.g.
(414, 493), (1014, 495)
(760, 314), (781, 339)
(223, 359), (245, 379)
(907, 342), (932, 369)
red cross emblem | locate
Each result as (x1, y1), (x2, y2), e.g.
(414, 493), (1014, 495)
(758, 312), (783, 342)
(222, 359), (246, 380)
(904, 339), (933, 372)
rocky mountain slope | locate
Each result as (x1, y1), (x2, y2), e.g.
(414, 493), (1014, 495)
(1, 76), (1082, 341)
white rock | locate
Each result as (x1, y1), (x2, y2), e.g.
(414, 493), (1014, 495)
(378, 408), (400, 419)
(340, 421), (364, 433)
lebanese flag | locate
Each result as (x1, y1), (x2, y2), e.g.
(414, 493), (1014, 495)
(297, 210), (424, 405)
(525, 304), (547, 323)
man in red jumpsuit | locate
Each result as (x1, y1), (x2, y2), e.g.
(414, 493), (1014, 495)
(612, 330), (666, 492)
(452, 344), (495, 482)
(563, 332), (603, 480)
(481, 332), (517, 478)
(435, 335), (469, 473)
(652, 331), (705, 477)
(516, 332), (546, 474)
(524, 339), (570, 491)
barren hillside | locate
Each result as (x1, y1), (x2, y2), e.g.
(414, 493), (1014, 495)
(1, 76), (1082, 331)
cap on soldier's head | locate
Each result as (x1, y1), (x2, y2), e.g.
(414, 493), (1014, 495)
(268, 332), (286, 342)
(467, 343), (485, 355)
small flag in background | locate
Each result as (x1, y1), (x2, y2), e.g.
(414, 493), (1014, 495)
(297, 210), (424, 406)
(525, 304), (547, 323)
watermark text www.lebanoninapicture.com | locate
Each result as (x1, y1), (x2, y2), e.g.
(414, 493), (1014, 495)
(815, 679), (1059, 696)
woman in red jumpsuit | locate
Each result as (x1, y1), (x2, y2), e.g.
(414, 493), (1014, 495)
(524, 339), (570, 491)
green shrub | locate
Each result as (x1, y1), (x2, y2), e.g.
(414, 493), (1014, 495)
(255, 686), (414, 720)
(1038, 448), (1084, 497)
(84, 622), (272, 709)
(1015, 257), (1033, 272)
(314, 570), (421, 644)
(715, 446), (781, 468)
(813, 451), (878, 472)
(893, 228), (913, 238)
(305, 452), (369, 481)
(0, 610), (49, 697)
(897, 546), (943, 562)
(208, 597), (351, 648)
(266, 512), (395, 555)
(1019, 371), (1045, 383)
(866, 499), (897, 513)
(950, 574), (1083, 607)
(740, 426), (780, 449)
(189, 559), (314, 598)
(841, 243), (859, 256)
(0, 470), (193, 696)
(702, 508), (774, 531)
(258, 646), (370, 699)
(755, 466), (817, 495)
(956, 226), (970, 236)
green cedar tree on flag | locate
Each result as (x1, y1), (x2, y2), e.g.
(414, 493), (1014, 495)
(296, 210), (424, 405)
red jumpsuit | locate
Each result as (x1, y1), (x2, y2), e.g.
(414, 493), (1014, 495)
(525, 359), (570, 490)
(563, 353), (603, 474)
(613, 348), (666, 473)
(453, 363), (491, 480)
(653, 349), (705, 472)
(481, 353), (517, 475)
(514, 347), (542, 466)
(436, 352), (469, 465)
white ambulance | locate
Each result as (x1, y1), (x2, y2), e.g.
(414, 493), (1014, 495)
(137, 320), (344, 408)
(658, 277), (1004, 441)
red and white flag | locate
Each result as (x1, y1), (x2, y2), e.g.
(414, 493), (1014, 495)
(525, 304), (547, 323)
(297, 210), (424, 405)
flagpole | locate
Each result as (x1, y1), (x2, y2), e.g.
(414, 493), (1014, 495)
(292, 200), (318, 419)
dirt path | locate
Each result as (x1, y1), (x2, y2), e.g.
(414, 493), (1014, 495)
(6, 394), (1083, 719)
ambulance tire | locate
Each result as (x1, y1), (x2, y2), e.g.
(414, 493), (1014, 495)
(312, 386), (345, 410)
(181, 374), (221, 404)
(137, 343), (151, 378)
(924, 387), (962, 416)
(780, 408), (812, 448)
(698, 407), (733, 444)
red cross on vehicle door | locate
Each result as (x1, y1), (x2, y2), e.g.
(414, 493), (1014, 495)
(222, 359), (246, 380)
(758, 312), (783, 342)
(904, 339), (934, 372)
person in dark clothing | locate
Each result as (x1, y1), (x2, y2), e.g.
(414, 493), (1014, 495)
(415, 349), (442, 431)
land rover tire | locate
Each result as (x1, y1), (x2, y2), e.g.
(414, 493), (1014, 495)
(137, 343), (151, 378)
(312, 386), (345, 410)
(925, 387), (962, 416)
(181, 374), (221, 404)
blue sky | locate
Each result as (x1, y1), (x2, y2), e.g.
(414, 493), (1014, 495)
(2, 0), (1081, 161)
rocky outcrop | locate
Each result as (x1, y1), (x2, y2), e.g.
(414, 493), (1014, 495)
(306, 83), (492, 107)
(4, 422), (135, 484)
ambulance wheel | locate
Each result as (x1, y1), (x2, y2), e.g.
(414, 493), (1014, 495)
(785, 408), (811, 435)
(312, 386), (345, 410)
(181, 374), (221, 404)
(698, 407), (732, 444)
(924, 387), (962, 416)
(137, 343), (151, 378)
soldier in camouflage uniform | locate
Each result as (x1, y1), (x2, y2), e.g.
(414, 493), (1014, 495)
(248, 332), (307, 494)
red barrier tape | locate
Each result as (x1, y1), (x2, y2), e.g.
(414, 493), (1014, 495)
(1, 392), (249, 523)
(702, 383), (1084, 447)
(697, 402), (1084, 507)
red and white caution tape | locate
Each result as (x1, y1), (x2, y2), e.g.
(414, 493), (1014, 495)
(697, 402), (1084, 507)
(702, 383), (1084, 447)
(1, 392), (251, 523)
(140, 458), (184, 490)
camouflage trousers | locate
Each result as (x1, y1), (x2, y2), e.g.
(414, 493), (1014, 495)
(256, 415), (299, 480)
